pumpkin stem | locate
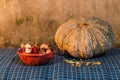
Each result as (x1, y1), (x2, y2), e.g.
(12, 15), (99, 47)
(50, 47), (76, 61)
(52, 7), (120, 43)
(79, 23), (88, 28)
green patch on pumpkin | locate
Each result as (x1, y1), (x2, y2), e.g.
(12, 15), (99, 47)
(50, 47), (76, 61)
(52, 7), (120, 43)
(15, 18), (24, 26)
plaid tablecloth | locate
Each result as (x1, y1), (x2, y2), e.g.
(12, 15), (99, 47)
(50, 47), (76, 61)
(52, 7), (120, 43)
(0, 48), (120, 80)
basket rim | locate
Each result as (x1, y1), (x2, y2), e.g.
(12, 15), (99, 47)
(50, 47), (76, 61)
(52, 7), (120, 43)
(17, 51), (55, 57)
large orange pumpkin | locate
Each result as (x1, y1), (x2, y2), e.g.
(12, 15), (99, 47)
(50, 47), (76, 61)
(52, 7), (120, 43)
(55, 17), (114, 59)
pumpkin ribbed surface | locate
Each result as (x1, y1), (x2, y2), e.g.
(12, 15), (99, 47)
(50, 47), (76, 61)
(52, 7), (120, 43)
(55, 17), (114, 59)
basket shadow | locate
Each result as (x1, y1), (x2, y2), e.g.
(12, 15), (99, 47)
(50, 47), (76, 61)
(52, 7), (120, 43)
(12, 55), (24, 65)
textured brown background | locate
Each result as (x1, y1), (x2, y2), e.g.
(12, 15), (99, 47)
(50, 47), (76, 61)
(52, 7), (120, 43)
(0, 0), (120, 48)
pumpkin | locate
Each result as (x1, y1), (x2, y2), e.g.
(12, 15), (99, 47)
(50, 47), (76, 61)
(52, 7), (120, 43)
(54, 17), (114, 59)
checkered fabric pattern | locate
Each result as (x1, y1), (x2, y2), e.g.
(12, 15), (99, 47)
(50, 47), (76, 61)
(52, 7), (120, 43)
(0, 48), (120, 80)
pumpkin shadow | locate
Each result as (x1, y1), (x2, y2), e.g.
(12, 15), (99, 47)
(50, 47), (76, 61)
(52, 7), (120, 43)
(58, 48), (120, 61)
(89, 48), (120, 60)
(105, 48), (120, 55)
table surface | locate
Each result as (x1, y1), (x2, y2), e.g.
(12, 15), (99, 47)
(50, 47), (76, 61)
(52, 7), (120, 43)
(0, 48), (120, 80)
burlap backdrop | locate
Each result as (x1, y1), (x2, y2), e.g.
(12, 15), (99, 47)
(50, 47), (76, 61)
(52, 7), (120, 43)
(0, 0), (120, 47)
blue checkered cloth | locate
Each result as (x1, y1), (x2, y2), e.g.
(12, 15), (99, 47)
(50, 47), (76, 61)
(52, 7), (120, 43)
(0, 48), (120, 80)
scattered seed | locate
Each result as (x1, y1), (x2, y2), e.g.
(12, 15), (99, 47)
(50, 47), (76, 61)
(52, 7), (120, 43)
(85, 62), (92, 66)
(68, 60), (75, 64)
(95, 61), (101, 65)
(72, 64), (75, 66)
(80, 59), (82, 61)
(63, 58), (101, 67)
(63, 60), (69, 63)
(75, 62), (81, 67)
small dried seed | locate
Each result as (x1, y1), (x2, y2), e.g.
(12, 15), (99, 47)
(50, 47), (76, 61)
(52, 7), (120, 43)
(85, 62), (92, 66)
(80, 61), (84, 64)
(68, 60), (75, 64)
(72, 63), (75, 66)
(96, 61), (101, 65)
(80, 59), (82, 61)
(75, 62), (81, 67)
(75, 62), (80, 65)
(63, 60), (69, 63)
